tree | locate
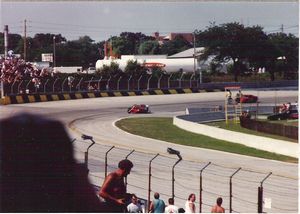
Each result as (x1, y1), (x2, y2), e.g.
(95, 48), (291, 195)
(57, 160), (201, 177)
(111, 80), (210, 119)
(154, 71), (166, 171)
(197, 22), (272, 81)
(268, 33), (299, 79)
(138, 40), (160, 55)
(124, 60), (147, 78)
(161, 35), (192, 56)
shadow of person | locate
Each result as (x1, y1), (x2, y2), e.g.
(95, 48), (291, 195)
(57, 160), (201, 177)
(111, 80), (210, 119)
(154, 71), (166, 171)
(0, 113), (108, 212)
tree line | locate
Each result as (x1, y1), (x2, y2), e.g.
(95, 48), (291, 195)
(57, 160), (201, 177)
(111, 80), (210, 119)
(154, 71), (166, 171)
(0, 22), (298, 81)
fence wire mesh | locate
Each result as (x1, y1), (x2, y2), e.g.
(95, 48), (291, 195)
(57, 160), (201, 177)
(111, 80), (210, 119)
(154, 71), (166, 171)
(73, 139), (298, 213)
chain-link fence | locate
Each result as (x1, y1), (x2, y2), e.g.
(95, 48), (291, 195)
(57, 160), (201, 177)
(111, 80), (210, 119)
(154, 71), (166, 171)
(73, 139), (298, 213)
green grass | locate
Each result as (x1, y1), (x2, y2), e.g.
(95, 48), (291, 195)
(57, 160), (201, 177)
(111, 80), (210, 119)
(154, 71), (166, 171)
(115, 117), (297, 163)
(205, 121), (298, 143)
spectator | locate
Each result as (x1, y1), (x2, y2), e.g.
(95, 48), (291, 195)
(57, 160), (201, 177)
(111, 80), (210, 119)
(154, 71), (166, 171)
(185, 193), (196, 213)
(0, 113), (107, 212)
(149, 192), (165, 213)
(165, 198), (179, 213)
(99, 159), (134, 212)
(127, 194), (143, 213)
(211, 197), (225, 213)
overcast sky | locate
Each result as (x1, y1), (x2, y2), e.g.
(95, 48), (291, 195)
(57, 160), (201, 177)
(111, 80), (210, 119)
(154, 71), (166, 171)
(1, 1), (299, 42)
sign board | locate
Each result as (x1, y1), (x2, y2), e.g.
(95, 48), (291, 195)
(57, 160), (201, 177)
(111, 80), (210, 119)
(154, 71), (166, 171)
(42, 53), (53, 62)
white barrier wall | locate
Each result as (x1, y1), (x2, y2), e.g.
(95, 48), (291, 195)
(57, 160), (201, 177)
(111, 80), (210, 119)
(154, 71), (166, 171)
(173, 116), (298, 158)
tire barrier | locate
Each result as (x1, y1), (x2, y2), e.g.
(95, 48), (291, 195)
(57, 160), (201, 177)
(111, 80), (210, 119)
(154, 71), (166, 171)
(0, 88), (223, 105)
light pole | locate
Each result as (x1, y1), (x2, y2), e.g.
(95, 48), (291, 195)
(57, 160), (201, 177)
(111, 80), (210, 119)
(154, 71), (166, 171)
(167, 147), (182, 200)
(81, 134), (96, 174)
(53, 36), (56, 68)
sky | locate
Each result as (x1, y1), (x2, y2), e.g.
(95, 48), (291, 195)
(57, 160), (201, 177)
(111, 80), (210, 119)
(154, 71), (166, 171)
(1, 1), (299, 42)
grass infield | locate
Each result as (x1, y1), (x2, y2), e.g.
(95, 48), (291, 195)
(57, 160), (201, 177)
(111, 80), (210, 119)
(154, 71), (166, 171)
(115, 117), (297, 163)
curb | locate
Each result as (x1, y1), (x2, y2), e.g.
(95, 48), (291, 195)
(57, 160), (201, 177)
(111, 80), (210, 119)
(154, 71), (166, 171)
(0, 88), (224, 105)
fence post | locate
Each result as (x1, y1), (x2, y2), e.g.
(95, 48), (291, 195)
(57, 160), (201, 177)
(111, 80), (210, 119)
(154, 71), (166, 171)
(76, 77), (83, 91)
(88, 77), (94, 91)
(138, 75), (143, 91)
(179, 73), (184, 89)
(147, 153), (159, 212)
(117, 76), (122, 91)
(25, 80), (31, 93)
(17, 80), (24, 94)
(81, 134), (96, 174)
(106, 76), (112, 91)
(229, 167), (241, 213)
(43, 79), (49, 93)
(97, 76), (102, 91)
(167, 148), (182, 201)
(147, 75), (152, 90)
(128, 75), (132, 91)
(190, 74), (195, 88)
(61, 78), (67, 93)
(105, 146), (115, 178)
(10, 80), (16, 95)
(199, 162), (211, 213)
(258, 186), (263, 213)
(258, 172), (272, 213)
(52, 78), (59, 93)
(168, 73), (174, 89)
(157, 74), (163, 89)
(125, 149), (135, 189)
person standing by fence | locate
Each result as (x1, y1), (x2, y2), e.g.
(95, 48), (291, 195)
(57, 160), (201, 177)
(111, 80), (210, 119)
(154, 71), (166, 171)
(211, 197), (225, 213)
(185, 193), (196, 213)
(99, 159), (134, 212)
(149, 192), (165, 213)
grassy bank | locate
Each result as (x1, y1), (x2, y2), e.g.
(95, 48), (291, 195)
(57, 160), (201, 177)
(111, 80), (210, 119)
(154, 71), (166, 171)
(115, 117), (297, 163)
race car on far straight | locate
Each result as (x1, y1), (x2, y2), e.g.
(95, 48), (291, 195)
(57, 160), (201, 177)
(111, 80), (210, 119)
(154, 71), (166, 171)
(236, 94), (258, 103)
(127, 104), (150, 114)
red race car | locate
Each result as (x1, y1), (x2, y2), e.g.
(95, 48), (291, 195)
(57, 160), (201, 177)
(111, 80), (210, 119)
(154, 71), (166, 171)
(236, 94), (258, 103)
(127, 104), (150, 114)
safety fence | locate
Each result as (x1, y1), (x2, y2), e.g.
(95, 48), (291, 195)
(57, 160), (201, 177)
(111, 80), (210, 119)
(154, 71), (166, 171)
(2, 74), (298, 96)
(72, 138), (298, 213)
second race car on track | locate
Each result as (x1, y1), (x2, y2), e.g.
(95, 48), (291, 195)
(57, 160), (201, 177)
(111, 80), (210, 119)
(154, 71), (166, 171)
(127, 104), (150, 114)
(236, 94), (258, 103)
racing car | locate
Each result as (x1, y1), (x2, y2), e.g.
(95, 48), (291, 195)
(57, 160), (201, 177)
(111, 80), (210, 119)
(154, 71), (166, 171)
(267, 104), (298, 120)
(236, 94), (258, 103)
(127, 104), (150, 114)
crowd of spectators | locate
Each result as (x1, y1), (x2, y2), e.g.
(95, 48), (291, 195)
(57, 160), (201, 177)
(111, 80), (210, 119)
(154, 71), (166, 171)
(0, 55), (52, 88)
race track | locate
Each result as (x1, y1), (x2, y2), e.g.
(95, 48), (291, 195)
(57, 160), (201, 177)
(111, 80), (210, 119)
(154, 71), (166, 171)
(0, 89), (298, 213)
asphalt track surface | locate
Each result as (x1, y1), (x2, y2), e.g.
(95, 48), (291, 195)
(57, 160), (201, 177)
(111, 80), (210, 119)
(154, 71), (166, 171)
(0, 89), (298, 213)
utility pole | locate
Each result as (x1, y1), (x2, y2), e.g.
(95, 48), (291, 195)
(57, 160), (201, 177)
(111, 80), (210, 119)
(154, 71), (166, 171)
(193, 31), (196, 75)
(280, 24), (284, 33)
(53, 36), (56, 67)
(1, 25), (9, 98)
(23, 19), (27, 61)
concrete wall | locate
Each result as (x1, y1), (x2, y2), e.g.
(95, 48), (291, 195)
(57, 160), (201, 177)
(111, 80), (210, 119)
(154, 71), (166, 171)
(173, 116), (298, 158)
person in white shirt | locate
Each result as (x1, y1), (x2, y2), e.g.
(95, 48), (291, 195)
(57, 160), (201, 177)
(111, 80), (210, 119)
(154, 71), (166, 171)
(185, 193), (196, 213)
(165, 198), (179, 213)
(127, 194), (143, 213)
